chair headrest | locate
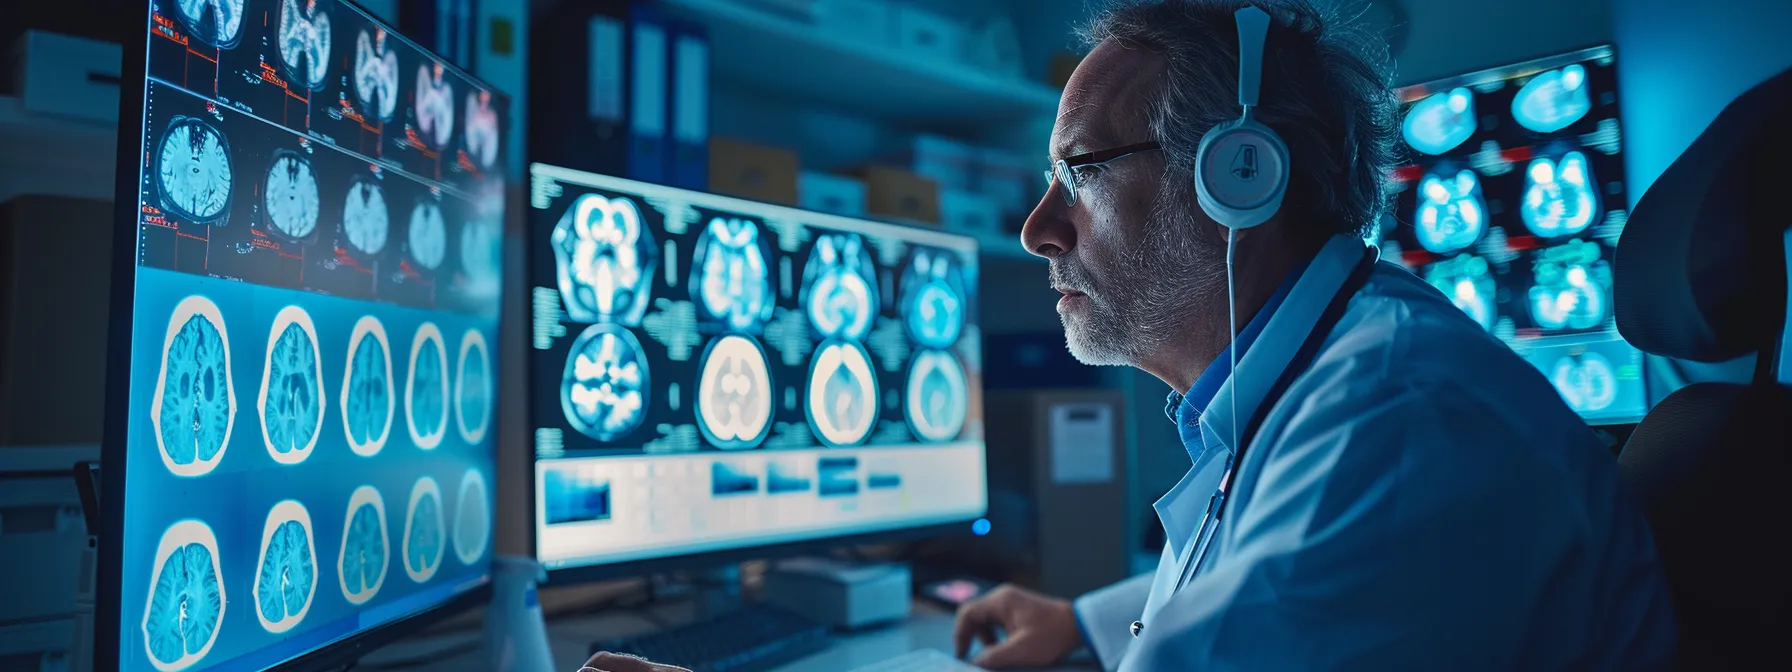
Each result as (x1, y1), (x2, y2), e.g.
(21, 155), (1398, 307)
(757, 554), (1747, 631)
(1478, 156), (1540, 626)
(1615, 66), (1792, 364)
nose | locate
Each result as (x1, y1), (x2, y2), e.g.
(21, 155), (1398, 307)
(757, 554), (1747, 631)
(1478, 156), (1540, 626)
(1020, 183), (1074, 259)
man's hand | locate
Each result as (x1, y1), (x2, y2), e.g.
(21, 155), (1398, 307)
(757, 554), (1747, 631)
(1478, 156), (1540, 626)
(578, 652), (691, 672)
(951, 584), (1082, 669)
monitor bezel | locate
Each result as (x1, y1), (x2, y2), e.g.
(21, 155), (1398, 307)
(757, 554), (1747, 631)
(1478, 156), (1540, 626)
(100, 2), (507, 670)
(523, 161), (990, 583)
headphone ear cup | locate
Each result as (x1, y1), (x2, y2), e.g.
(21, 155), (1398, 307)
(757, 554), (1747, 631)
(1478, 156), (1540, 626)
(1193, 119), (1290, 230)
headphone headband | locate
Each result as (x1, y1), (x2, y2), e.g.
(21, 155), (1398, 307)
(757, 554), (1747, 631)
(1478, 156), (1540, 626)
(1235, 6), (1270, 109)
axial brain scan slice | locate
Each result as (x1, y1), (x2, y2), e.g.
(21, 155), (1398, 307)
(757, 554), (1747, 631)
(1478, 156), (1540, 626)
(1423, 255), (1498, 332)
(1551, 351), (1619, 413)
(406, 323), (450, 449)
(343, 177), (389, 255)
(416, 63), (456, 149)
(174, 0), (245, 49)
(259, 306), (325, 464)
(1521, 151), (1599, 238)
(143, 520), (225, 672)
(561, 324), (650, 441)
(337, 485), (388, 605)
(460, 216), (502, 289)
(265, 151), (321, 241)
(341, 316), (394, 457)
(803, 233), (879, 341)
(1530, 258), (1610, 331)
(1402, 87), (1477, 156)
(906, 350), (968, 443)
(453, 469), (490, 566)
(455, 330), (492, 444)
(807, 341), (879, 447)
(696, 335), (775, 449)
(252, 500), (316, 634)
(402, 477), (445, 583)
(692, 217), (774, 332)
(1414, 169), (1486, 254)
(276, 0), (332, 91)
(353, 28), (400, 122)
(1513, 64), (1593, 134)
(153, 296), (235, 478)
(902, 249), (966, 349)
(156, 116), (233, 225)
(553, 193), (657, 325)
(408, 199), (448, 270)
(465, 91), (501, 170)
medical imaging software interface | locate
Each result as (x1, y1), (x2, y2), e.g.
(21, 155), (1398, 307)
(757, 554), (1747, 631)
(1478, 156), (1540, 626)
(116, 2), (504, 670)
(527, 164), (989, 570)
(1380, 45), (1646, 423)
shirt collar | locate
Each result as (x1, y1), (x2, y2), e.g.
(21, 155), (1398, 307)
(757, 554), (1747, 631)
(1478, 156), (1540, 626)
(1164, 256), (1312, 461)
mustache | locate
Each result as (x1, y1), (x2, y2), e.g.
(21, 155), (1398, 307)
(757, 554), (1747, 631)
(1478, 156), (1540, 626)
(1049, 258), (1097, 297)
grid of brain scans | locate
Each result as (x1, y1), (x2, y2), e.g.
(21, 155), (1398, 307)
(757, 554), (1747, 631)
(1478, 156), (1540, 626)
(1381, 45), (1646, 423)
(117, 2), (503, 670)
(528, 164), (989, 570)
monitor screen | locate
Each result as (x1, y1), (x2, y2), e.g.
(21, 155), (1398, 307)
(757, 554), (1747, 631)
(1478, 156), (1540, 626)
(108, 1), (506, 670)
(527, 163), (989, 572)
(1381, 45), (1647, 424)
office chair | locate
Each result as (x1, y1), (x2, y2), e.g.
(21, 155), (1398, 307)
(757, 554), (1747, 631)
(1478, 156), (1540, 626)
(1613, 65), (1792, 668)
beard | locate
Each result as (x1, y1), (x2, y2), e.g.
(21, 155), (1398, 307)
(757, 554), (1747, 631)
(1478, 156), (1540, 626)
(1053, 184), (1225, 366)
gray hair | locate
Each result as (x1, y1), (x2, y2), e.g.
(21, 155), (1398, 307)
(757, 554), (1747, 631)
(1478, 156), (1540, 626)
(1079, 0), (1399, 242)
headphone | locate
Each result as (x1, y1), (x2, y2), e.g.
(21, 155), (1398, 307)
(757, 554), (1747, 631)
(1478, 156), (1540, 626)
(1193, 6), (1289, 230)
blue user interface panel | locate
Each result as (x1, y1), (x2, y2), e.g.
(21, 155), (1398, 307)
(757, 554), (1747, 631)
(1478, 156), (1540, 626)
(1382, 45), (1647, 424)
(118, 1), (505, 670)
(528, 163), (989, 571)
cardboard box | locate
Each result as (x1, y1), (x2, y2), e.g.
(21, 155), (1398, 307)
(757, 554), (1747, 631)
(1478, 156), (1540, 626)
(941, 189), (1002, 236)
(710, 138), (800, 205)
(799, 171), (868, 217)
(893, 4), (964, 64)
(813, 0), (893, 47)
(858, 166), (940, 224)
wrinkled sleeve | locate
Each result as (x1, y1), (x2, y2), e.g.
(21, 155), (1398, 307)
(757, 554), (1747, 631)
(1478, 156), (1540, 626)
(1073, 567), (1156, 670)
(1125, 378), (1586, 671)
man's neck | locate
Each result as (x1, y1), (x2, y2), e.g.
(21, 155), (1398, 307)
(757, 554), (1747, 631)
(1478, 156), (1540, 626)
(1139, 232), (1314, 394)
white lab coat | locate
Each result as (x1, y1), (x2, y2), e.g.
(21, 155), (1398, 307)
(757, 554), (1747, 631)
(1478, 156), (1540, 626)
(1072, 235), (1676, 671)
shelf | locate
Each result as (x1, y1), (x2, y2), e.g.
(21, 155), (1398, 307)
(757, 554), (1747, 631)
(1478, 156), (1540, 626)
(660, 0), (1062, 134)
(0, 96), (117, 205)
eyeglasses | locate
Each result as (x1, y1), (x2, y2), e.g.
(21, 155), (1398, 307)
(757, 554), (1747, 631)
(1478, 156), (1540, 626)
(1043, 141), (1163, 207)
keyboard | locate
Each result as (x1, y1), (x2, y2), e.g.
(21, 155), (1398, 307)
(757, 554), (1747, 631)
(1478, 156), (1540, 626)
(590, 603), (833, 672)
(847, 648), (985, 672)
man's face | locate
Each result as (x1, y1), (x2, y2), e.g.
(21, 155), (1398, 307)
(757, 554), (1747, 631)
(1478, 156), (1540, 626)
(1023, 40), (1224, 367)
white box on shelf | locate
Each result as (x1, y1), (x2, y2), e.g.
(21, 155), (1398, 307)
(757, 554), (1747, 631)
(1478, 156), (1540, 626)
(740, 0), (818, 20)
(813, 0), (894, 47)
(8, 31), (120, 124)
(893, 4), (965, 65)
(799, 171), (868, 217)
(904, 133), (977, 192)
(941, 189), (1002, 237)
(965, 14), (1024, 78)
(977, 147), (1040, 216)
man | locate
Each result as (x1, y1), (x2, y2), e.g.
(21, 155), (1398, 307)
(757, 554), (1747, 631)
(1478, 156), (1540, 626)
(950, 0), (1677, 670)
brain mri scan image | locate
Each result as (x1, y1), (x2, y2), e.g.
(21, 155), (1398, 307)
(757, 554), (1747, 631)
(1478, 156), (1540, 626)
(408, 199), (448, 270)
(552, 193), (658, 326)
(1521, 152), (1599, 238)
(402, 476), (445, 583)
(806, 340), (879, 447)
(259, 306), (325, 465)
(153, 295), (235, 478)
(1414, 169), (1486, 255)
(902, 250), (967, 349)
(353, 28), (400, 122)
(465, 90), (501, 170)
(1513, 64), (1593, 134)
(141, 520), (225, 672)
(155, 116), (233, 225)
(1423, 255), (1498, 332)
(802, 233), (879, 342)
(452, 468), (490, 566)
(276, 0), (332, 91)
(691, 217), (774, 332)
(1551, 351), (1619, 413)
(455, 329), (492, 444)
(696, 335), (775, 450)
(460, 215), (502, 290)
(1402, 87), (1477, 156)
(341, 316), (394, 457)
(416, 62), (456, 150)
(406, 322), (450, 449)
(264, 151), (320, 242)
(562, 324), (650, 441)
(173, 0), (245, 49)
(906, 350), (968, 443)
(252, 500), (316, 634)
(337, 485), (388, 605)
(1530, 256), (1611, 331)
(342, 176), (389, 255)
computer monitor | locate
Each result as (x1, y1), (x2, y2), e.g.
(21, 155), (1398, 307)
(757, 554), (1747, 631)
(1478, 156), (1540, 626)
(99, 2), (507, 670)
(1381, 45), (1648, 425)
(527, 163), (989, 577)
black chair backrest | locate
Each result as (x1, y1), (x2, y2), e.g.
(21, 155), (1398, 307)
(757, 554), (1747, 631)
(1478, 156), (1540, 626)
(1613, 65), (1792, 668)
